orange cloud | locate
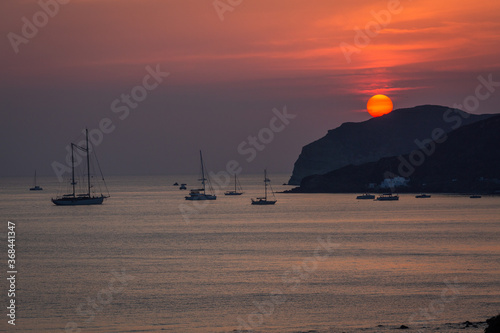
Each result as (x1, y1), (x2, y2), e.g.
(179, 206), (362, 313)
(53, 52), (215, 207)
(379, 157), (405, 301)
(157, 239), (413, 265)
(1, 0), (500, 103)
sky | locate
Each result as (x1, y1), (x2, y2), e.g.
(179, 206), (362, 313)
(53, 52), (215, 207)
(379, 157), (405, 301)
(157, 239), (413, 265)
(1, 0), (500, 178)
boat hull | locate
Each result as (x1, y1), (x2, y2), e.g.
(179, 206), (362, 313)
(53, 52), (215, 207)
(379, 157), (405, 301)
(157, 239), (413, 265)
(251, 199), (277, 205)
(52, 196), (105, 206)
(356, 194), (375, 199)
(185, 195), (217, 200)
(376, 196), (399, 201)
(30, 186), (43, 191)
(225, 192), (243, 196)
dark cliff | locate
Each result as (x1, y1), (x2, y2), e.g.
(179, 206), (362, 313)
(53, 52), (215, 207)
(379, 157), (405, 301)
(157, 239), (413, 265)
(288, 105), (492, 185)
(289, 114), (500, 193)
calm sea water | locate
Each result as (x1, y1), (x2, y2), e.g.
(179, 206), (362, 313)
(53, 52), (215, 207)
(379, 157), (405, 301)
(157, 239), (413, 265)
(0, 174), (499, 332)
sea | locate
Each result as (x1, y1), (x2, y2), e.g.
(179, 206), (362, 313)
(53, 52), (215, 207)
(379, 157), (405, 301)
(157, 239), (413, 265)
(0, 174), (499, 333)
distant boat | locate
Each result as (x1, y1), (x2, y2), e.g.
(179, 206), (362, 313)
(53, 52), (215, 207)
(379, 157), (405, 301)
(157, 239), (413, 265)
(185, 151), (216, 200)
(173, 182), (179, 186)
(356, 193), (375, 200)
(416, 194), (431, 198)
(51, 129), (109, 206)
(179, 183), (187, 190)
(29, 170), (43, 191)
(470, 194), (482, 198)
(376, 193), (399, 201)
(225, 174), (243, 196)
(251, 169), (277, 205)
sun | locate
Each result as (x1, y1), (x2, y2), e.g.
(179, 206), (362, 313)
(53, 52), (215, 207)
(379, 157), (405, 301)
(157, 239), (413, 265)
(367, 94), (393, 117)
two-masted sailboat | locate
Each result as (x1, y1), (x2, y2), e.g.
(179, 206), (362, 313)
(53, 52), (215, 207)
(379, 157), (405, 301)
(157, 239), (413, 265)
(29, 170), (43, 191)
(251, 169), (277, 205)
(225, 174), (243, 196)
(51, 129), (109, 206)
(185, 150), (217, 200)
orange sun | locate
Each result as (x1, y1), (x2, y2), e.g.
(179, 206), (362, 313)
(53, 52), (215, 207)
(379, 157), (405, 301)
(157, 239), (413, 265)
(367, 94), (393, 117)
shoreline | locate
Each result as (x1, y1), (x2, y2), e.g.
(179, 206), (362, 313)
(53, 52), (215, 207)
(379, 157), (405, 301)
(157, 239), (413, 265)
(279, 189), (500, 195)
(272, 315), (499, 333)
(235, 319), (492, 333)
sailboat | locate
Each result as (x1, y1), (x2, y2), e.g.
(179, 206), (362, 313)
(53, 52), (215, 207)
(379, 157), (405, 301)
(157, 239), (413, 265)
(251, 169), (277, 205)
(356, 193), (374, 199)
(376, 193), (399, 201)
(51, 129), (109, 206)
(29, 170), (43, 191)
(225, 174), (243, 196)
(185, 150), (217, 200)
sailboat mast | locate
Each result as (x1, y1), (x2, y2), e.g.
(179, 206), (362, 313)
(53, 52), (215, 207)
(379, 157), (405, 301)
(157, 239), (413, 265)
(200, 150), (206, 194)
(86, 129), (91, 197)
(71, 144), (76, 197)
(264, 169), (268, 199)
(34, 170), (37, 187)
(234, 174), (237, 192)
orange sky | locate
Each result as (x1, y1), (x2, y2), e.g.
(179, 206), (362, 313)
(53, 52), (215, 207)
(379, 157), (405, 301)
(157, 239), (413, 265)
(1, 0), (500, 175)
(3, 1), (500, 84)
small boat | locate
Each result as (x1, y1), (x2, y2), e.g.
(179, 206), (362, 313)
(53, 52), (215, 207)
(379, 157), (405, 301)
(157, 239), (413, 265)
(185, 151), (216, 200)
(470, 195), (482, 198)
(376, 193), (399, 201)
(416, 194), (431, 198)
(356, 193), (375, 200)
(173, 182), (179, 186)
(52, 129), (109, 206)
(251, 169), (277, 205)
(179, 183), (187, 190)
(29, 170), (43, 191)
(225, 174), (243, 196)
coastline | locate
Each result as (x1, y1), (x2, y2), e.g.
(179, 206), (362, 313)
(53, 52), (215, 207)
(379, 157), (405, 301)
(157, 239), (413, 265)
(253, 315), (499, 333)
